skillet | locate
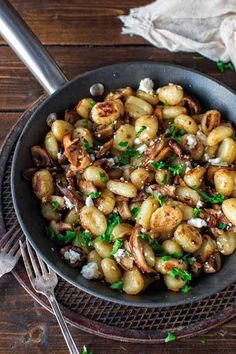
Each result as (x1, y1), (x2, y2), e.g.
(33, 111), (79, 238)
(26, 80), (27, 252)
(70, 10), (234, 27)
(1, 0), (236, 307)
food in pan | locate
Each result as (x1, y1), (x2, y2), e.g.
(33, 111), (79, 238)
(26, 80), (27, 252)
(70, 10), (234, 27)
(26, 78), (236, 295)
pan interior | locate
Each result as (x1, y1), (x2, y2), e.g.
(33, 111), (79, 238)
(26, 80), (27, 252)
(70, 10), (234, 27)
(11, 62), (236, 307)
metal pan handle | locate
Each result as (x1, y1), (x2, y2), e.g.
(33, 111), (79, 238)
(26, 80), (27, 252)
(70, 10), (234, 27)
(0, 0), (68, 95)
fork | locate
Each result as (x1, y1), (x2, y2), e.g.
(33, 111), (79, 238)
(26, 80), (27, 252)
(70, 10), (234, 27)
(0, 223), (23, 278)
(20, 240), (79, 354)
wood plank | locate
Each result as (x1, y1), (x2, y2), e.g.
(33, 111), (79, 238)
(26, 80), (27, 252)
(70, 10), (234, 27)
(0, 113), (19, 146)
(0, 46), (235, 111)
(0, 0), (148, 46)
(0, 274), (236, 354)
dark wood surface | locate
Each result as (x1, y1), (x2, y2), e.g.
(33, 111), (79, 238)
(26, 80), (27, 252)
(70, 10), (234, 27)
(0, 1), (236, 353)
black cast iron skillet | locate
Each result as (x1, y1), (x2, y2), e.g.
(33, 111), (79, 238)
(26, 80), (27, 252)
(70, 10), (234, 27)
(1, 0), (236, 307)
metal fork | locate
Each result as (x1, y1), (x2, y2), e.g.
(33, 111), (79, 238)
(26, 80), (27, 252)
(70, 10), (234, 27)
(0, 223), (23, 278)
(20, 240), (79, 354)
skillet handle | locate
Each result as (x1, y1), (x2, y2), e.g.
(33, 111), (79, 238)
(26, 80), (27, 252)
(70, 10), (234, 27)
(0, 0), (68, 95)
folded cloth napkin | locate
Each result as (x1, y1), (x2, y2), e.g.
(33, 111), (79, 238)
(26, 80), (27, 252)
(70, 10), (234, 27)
(119, 0), (236, 67)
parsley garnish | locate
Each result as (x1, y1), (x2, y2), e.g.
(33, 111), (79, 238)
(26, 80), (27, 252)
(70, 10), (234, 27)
(192, 185), (224, 205)
(193, 207), (203, 218)
(154, 193), (166, 206)
(172, 252), (182, 259)
(151, 160), (167, 170)
(81, 345), (93, 354)
(74, 231), (92, 250)
(136, 126), (147, 137)
(162, 255), (172, 261)
(161, 173), (168, 185)
(218, 223), (227, 230)
(169, 268), (192, 282)
(110, 240), (123, 258)
(217, 60), (235, 73)
(90, 100), (96, 108)
(151, 160), (183, 176)
(131, 207), (140, 219)
(119, 146), (141, 166)
(83, 139), (91, 153)
(110, 279), (124, 291)
(168, 164), (184, 176)
(118, 141), (129, 148)
(182, 253), (194, 265)
(98, 213), (122, 243)
(99, 172), (107, 184)
(46, 227), (77, 245)
(89, 191), (101, 199)
(165, 332), (176, 343)
(52, 200), (59, 210)
(181, 285), (193, 293)
(139, 234), (165, 255)
(166, 122), (187, 143)
(159, 100), (169, 109)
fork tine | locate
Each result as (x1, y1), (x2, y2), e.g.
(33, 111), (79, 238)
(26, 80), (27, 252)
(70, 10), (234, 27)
(20, 240), (34, 283)
(36, 252), (48, 276)
(26, 240), (41, 277)
(8, 234), (24, 256)
(2, 227), (22, 252)
(0, 223), (19, 249)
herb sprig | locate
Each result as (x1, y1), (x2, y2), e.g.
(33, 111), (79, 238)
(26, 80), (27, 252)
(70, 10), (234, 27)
(97, 213), (122, 243)
(217, 61), (235, 73)
(166, 122), (187, 143)
(136, 126), (147, 137)
(110, 279), (124, 291)
(169, 268), (192, 282)
(192, 185), (224, 205)
(119, 146), (141, 166)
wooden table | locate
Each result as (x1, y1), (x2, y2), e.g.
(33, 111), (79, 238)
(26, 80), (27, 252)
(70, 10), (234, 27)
(0, 1), (236, 353)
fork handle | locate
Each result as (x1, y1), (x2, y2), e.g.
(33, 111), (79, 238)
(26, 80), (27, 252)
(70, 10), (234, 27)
(48, 293), (80, 354)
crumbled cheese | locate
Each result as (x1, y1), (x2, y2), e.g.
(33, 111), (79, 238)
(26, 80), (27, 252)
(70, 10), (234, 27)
(186, 135), (197, 149)
(145, 186), (153, 194)
(114, 248), (126, 262)
(81, 262), (100, 279)
(57, 152), (62, 159)
(113, 156), (119, 164)
(106, 158), (115, 167)
(134, 138), (141, 145)
(63, 196), (74, 210)
(196, 200), (204, 208)
(149, 141), (154, 146)
(203, 153), (210, 161)
(138, 78), (154, 94)
(137, 144), (147, 153)
(197, 131), (207, 145)
(97, 134), (101, 138)
(64, 249), (81, 264)
(85, 195), (94, 207)
(141, 228), (147, 233)
(208, 158), (228, 166)
(188, 218), (207, 228)
(120, 177), (125, 182)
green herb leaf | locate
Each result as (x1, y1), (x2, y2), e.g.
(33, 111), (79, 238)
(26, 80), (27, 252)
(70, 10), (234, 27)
(110, 239), (123, 258)
(151, 160), (167, 170)
(52, 200), (59, 210)
(181, 285), (193, 293)
(98, 213), (122, 243)
(90, 100), (96, 108)
(118, 141), (129, 148)
(169, 268), (192, 282)
(154, 193), (166, 206)
(193, 208), (203, 218)
(162, 255), (172, 261)
(99, 172), (107, 184)
(110, 279), (124, 290)
(159, 100), (169, 109)
(182, 253), (194, 265)
(83, 139), (91, 153)
(81, 345), (93, 354)
(136, 125), (147, 137)
(218, 223), (227, 230)
(119, 146), (141, 166)
(217, 60), (235, 73)
(131, 207), (140, 219)
(80, 231), (93, 250)
(161, 173), (168, 185)
(172, 252), (182, 259)
(166, 122), (187, 143)
(192, 185), (224, 205)
(89, 191), (101, 199)
(47, 227), (77, 245)
(139, 233), (165, 255)
(165, 332), (176, 343)
(168, 164), (184, 176)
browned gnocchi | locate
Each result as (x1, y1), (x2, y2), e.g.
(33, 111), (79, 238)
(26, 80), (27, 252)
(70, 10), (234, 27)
(27, 78), (236, 296)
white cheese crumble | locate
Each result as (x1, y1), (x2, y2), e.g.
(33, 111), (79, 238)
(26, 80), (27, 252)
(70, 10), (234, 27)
(196, 200), (204, 208)
(63, 196), (75, 210)
(85, 195), (94, 207)
(145, 186), (153, 194)
(134, 137), (141, 145)
(57, 152), (62, 159)
(208, 158), (228, 167)
(114, 248), (126, 262)
(106, 158), (115, 167)
(64, 249), (81, 264)
(188, 218), (207, 228)
(81, 262), (100, 279)
(138, 78), (154, 94)
(137, 144), (147, 153)
(186, 135), (197, 149)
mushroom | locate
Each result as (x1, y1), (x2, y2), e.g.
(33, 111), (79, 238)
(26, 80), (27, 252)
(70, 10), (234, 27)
(105, 86), (135, 101)
(116, 199), (132, 220)
(168, 139), (191, 160)
(182, 93), (201, 115)
(64, 109), (79, 125)
(60, 246), (86, 268)
(202, 208), (232, 229)
(204, 252), (221, 273)
(142, 136), (165, 167)
(108, 167), (123, 179)
(57, 183), (82, 212)
(113, 248), (134, 271)
(150, 184), (176, 198)
(129, 226), (155, 274)
(96, 139), (113, 158)
(63, 134), (90, 174)
(132, 191), (148, 203)
(94, 124), (113, 140)
(50, 220), (72, 234)
(31, 146), (52, 167)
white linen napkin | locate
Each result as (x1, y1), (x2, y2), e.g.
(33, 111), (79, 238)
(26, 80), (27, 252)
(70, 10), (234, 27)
(119, 0), (236, 67)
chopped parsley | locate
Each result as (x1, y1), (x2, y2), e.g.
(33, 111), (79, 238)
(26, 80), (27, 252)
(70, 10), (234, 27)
(110, 279), (124, 291)
(165, 332), (176, 343)
(193, 207), (203, 218)
(217, 60), (235, 73)
(154, 193), (166, 206)
(136, 125), (147, 137)
(131, 207), (140, 219)
(139, 233), (165, 255)
(98, 213), (122, 243)
(89, 191), (101, 199)
(81, 345), (93, 354)
(52, 200), (59, 210)
(119, 146), (141, 166)
(110, 239), (123, 258)
(46, 227), (77, 245)
(172, 252), (182, 259)
(169, 268), (192, 282)
(166, 122), (187, 143)
(118, 141), (129, 148)
(181, 285), (193, 293)
(182, 253), (194, 265)
(161, 173), (168, 185)
(162, 255), (172, 261)
(99, 172), (107, 184)
(168, 164), (184, 176)
(89, 100), (96, 108)
(159, 99), (169, 109)
(151, 160), (183, 176)
(218, 223), (227, 230)
(192, 185), (224, 205)
(74, 231), (93, 250)
(83, 139), (91, 153)
(151, 160), (167, 170)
